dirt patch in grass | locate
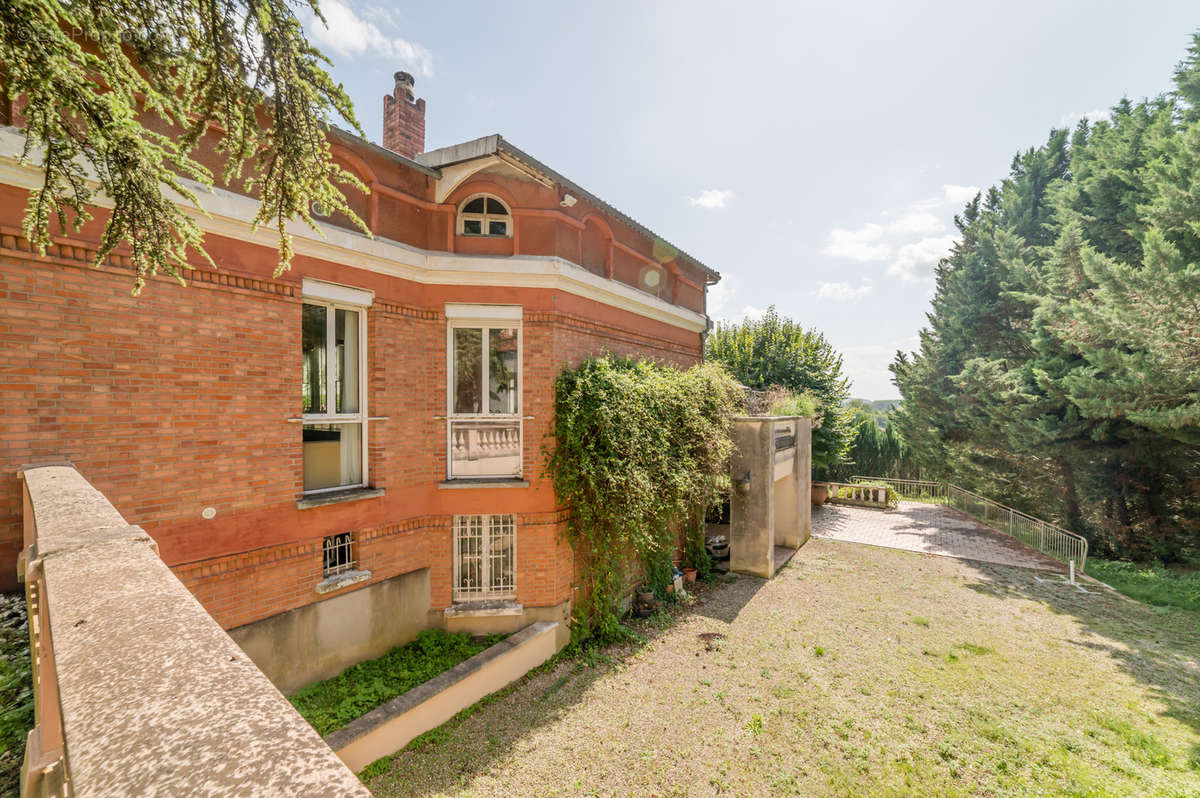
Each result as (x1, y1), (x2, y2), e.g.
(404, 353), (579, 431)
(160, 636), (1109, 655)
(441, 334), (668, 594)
(367, 540), (1200, 796)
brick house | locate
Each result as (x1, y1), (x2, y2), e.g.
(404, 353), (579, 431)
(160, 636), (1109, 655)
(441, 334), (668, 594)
(0, 71), (718, 690)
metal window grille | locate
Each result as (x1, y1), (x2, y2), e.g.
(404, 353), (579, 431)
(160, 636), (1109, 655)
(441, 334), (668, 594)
(453, 514), (516, 601)
(322, 532), (355, 578)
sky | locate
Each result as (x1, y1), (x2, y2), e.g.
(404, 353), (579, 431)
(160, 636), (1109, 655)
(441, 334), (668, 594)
(302, 0), (1200, 398)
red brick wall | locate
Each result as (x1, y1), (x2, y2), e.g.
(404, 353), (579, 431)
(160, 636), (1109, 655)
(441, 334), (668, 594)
(0, 223), (701, 619)
(382, 92), (425, 159)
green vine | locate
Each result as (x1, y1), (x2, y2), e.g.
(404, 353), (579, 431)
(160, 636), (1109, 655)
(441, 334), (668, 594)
(547, 356), (740, 645)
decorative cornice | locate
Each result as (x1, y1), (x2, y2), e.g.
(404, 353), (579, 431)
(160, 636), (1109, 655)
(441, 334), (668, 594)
(0, 127), (708, 334)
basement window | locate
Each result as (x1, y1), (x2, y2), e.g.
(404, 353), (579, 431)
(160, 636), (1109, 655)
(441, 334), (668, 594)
(322, 532), (355, 578)
(457, 195), (511, 237)
(453, 514), (516, 602)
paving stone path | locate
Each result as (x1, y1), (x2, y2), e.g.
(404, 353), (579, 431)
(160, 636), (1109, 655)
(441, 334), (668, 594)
(812, 500), (1066, 572)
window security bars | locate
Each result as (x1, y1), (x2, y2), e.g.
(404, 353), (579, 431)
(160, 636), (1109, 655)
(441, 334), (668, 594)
(453, 514), (516, 602)
(322, 532), (355, 578)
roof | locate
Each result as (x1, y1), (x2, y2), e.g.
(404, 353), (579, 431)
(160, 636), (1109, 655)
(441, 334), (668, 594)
(415, 135), (721, 284)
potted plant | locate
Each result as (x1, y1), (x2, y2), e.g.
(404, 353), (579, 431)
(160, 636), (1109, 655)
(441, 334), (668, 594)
(682, 566), (698, 585)
(633, 585), (655, 617)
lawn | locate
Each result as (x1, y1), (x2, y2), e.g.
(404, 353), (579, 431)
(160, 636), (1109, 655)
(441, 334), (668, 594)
(1087, 558), (1200, 613)
(367, 539), (1200, 797)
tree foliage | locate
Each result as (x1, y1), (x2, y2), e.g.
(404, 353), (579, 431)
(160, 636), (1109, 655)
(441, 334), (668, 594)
(892, 33), (1200, 561)
(0, 0), (367, 292)
(706, 306), (854, 479)
(547, 356), (741, 644)
(831, 408), (919, 481)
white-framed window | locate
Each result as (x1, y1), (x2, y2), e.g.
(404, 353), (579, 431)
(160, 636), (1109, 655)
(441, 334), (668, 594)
(453, 514), (516, 602)
(322, 532), (355, 577)
(301, 281), (370, 494)
(445, 304), (522, 480)
(457, 194), (512, 238)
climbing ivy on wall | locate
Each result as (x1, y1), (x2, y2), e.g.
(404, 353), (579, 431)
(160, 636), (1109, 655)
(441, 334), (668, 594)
(547, 356), (741, 645)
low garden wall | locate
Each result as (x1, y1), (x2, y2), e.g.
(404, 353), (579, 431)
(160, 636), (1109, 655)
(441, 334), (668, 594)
(18, 465), (368, 797)
(326, 621), (559, 772)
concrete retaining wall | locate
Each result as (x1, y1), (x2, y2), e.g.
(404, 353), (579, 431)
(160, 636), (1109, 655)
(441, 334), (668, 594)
(326, 621), (559, 772)
(230, 568), (431, 694)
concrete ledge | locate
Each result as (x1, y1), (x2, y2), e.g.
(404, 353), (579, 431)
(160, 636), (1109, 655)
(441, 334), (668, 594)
(443, 600), (523, 618)
(315, 569), (372, 594)
(295, 487), (385, 509)
(326, 621), (558, 772)
(437, 478), (529, 489)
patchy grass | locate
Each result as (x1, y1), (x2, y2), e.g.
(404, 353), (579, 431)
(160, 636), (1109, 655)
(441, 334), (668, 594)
(0, 594), (31, 798)
(367, 540), (1200, 797)
(288, 629), (503, 736)
(1089, 558), (1200, 613)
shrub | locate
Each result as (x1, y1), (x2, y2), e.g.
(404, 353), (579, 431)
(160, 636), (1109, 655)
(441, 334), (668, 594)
(547, 356), (741, 644)
(766, 392), (821, 418)
(288, 629), (503, 735)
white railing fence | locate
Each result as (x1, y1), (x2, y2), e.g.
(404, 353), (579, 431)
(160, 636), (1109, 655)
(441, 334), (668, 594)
(849, 475), (1089, 573)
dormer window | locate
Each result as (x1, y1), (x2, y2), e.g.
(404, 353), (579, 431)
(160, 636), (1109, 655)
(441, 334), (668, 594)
(458, 195), (512, 237)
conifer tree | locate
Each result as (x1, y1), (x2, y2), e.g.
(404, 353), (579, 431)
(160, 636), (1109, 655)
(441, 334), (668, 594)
(0, 0), (367, 293)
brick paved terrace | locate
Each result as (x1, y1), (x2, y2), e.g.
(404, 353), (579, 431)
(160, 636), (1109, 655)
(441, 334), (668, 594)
(812, 500), (1067, 572)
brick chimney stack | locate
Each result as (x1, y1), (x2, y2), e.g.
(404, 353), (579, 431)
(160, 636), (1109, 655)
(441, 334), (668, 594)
(382, 71), (426, 159)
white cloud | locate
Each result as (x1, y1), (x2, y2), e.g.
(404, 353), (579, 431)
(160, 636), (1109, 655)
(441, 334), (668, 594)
(688, 189), (734, 209)
(886, 210), (944, 237)
(822, 224), (890, 261)
(1058, 109), (1109, 128)
(736, 305), (767, 322)
(705, 273), (737, 319)
(839, 336), (920, 399)
(942, 184), (980, 206)
(306, 0), (434, 77)
(887, 235), (957, 282)
(816, 278), (873, 302)
(706, 275), (767, 324)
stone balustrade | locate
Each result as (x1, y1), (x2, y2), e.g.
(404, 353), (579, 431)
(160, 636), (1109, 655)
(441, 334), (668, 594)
(17, 465), (369, 797)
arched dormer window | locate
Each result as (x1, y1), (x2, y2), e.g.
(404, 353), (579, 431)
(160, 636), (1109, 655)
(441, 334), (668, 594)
(458, 195), (512, 237)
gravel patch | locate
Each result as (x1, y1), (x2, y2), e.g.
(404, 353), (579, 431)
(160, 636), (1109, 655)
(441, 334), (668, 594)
(369, 540), (1200, 796)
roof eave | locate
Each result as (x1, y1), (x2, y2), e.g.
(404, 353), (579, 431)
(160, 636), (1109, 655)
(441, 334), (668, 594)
(415, 135), (721, 283)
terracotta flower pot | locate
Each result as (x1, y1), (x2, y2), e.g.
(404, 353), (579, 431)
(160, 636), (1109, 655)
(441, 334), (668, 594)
(811, 481), (830, 506)
(683, 567), (698, 585)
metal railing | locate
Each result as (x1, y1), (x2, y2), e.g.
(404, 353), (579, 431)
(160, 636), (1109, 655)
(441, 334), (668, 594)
(850, 476), (1089, 572)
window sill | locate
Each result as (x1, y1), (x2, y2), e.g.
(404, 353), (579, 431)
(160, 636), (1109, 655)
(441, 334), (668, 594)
(296, 487), (385, 509)
(444, 600), (523, 618)
(438, 478), (528, 490)
(456, 234), (512, 240)
(315, 569), (372, 595)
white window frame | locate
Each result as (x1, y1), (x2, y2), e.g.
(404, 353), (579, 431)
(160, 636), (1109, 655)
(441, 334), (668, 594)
(452, 514), (517, 602)
(301, 285), (370, 495)
(445, 304), (523, 480)
(456, 193), (513, 238)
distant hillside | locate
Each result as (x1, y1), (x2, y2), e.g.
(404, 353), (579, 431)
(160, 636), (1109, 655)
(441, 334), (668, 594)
(848, 399), (901, 413)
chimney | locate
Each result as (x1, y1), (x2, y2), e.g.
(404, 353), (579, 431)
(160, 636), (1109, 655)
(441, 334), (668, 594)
(382, 71), (426, 158)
